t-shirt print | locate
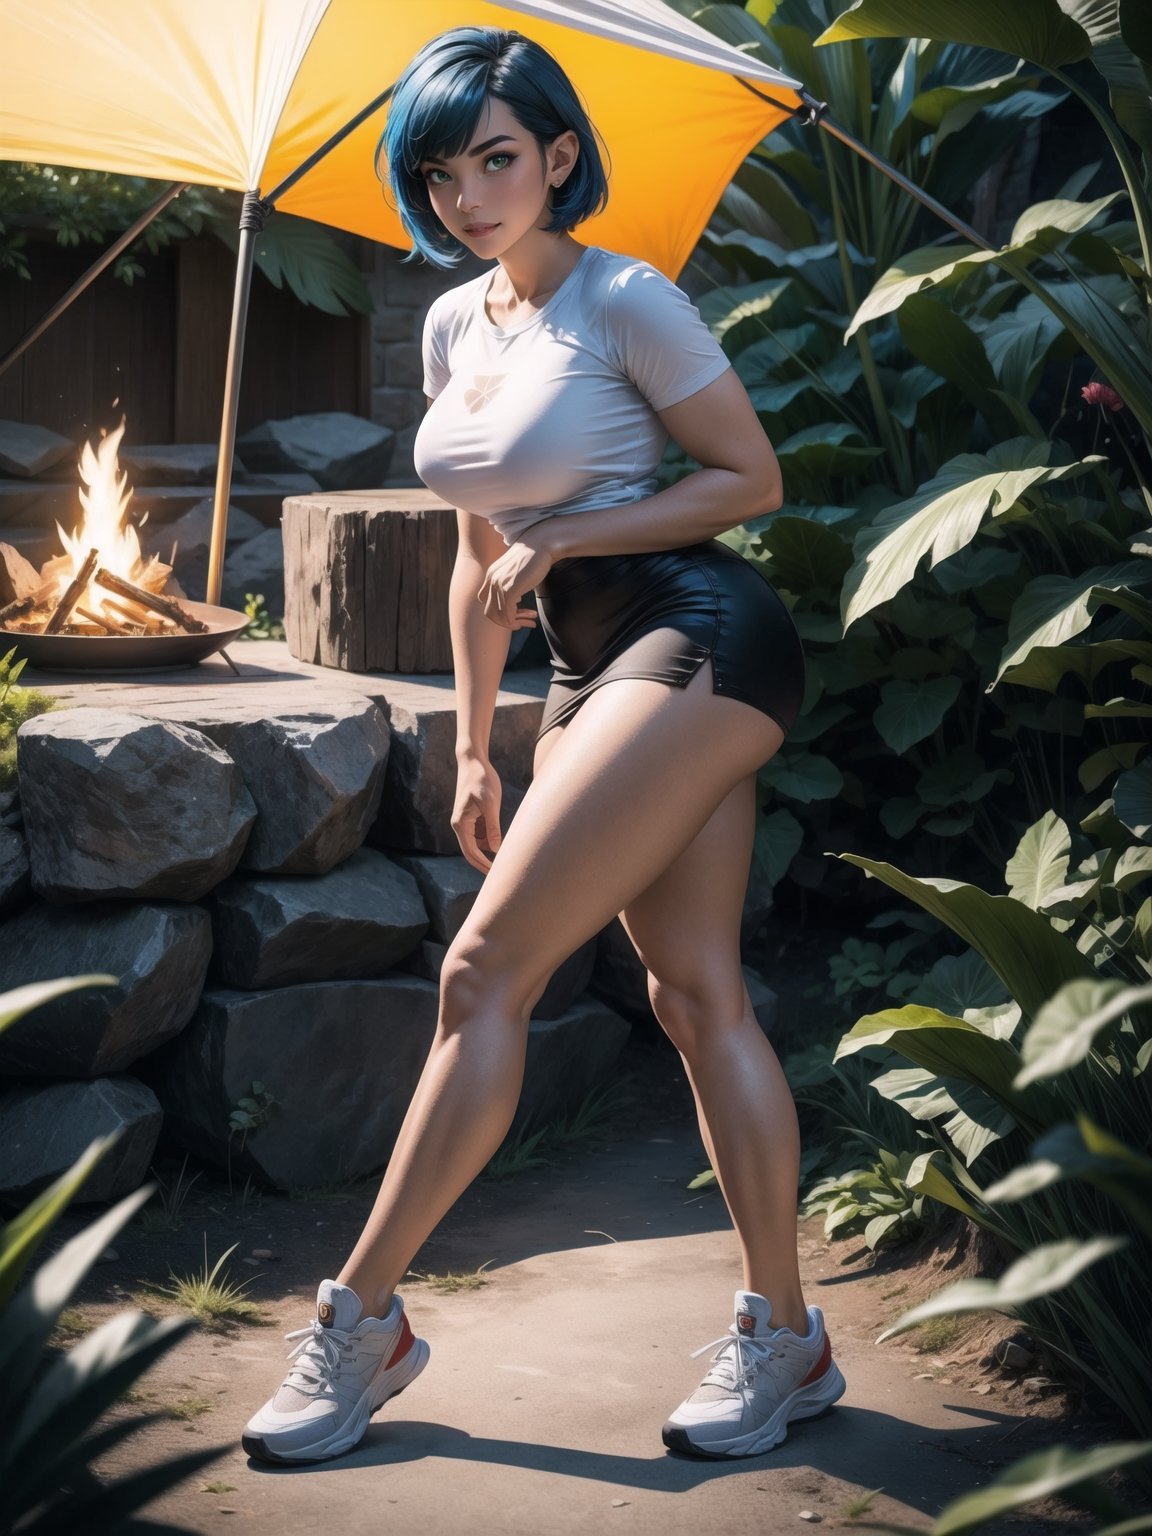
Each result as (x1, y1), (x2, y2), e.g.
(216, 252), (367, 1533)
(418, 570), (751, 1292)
(464, 374), (506, 412)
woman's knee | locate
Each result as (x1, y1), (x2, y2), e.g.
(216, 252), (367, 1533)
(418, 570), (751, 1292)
(439, 929), (546, 1029)
(645, 962), (748, 1057)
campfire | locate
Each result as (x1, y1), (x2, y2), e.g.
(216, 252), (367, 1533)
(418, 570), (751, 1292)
(0, 421), (250, 671)
(0, 420), (207, 639)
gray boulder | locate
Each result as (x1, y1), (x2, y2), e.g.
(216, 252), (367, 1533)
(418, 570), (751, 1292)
(389, 853), (482, 943)
(120, 444), (249, 486)
(144, 976), (444, 1190)
(221, 527), (284, 619)
(18, 710), (256, 902)
(0, 822), (30, 917)
(207, 849), (427, 989)
(368, 691), (539, 853)
(0, 900), (212, 1076)
(0, 420), (73, 478)
(0, 1077), (163, 1205)
(237, 413), (395, 491)
(158, 700), (390, 875)
(144, 975), (629, 1189)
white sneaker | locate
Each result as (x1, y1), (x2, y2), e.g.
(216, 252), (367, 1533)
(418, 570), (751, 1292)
(242, 1278), (429, 1464)
(662, 1290), (845, 1458)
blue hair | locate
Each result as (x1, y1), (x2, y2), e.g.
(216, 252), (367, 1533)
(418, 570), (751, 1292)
(376, 27), (610, 268)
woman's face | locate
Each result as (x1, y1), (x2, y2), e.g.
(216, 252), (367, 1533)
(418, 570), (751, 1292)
(418, 95), (576, 256)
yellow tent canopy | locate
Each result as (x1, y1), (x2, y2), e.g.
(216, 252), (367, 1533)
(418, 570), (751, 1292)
(0, 0), (812, 279)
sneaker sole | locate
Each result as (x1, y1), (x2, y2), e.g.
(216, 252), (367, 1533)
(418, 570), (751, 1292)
(242, 1336), (430, 1465)
(661, 1359), (846, 1459)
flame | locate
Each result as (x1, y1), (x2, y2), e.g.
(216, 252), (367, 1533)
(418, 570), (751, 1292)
(49, 419), (164, 619)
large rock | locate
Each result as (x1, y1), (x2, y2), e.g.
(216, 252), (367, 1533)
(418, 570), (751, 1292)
(0, 900), (212, 1076)
(0, 420), (73, 479)
(0, 1077), (163, 1206)
(221, 527), (284, 619)
(17, 709), (256, 901)
(510, 995), (630, 1136)
(120, 444), (249, 486)
(141, 497), (264, 601)
(143, 976), (444, 1190)
(0, 822), (30, 916)
(156, 700), (390, 876)
(389, 853), (482, 943)
(144, 975), (629, 1188)
(207, 849), (428, 988)
(238, 413), (395, 491)
(368, 692), (540, 853)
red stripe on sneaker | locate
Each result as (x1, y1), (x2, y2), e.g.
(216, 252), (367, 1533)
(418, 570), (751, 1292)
(797, 1333), (832, 1388)
(386, 1313), (414, 1368)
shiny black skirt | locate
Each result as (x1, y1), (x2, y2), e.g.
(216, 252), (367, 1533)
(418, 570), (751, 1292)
(533, 538), (806, 740)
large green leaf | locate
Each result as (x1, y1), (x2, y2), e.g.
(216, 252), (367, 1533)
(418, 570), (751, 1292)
(752, 806), (805, 887)
(873, 676), (962, 752)
(999, 637), (1152, 692)
(837, 855), (1098, 1019)
(835, 1004), (1051, 1128)
(993, 560), (1152, 685)
(985, 1116), (1152, 1240)
(761, 751), (844, 802)
(845, 194), (1123, 339)
(213, 212), (373, 317)
(1016, 978), (1152, 1086)
(841, 441), (1098, 628)
(931, 1443), (1152, 1536)
(876, 1235), (1127, 1342)
(814, 0), (1093, 66)
(755, 515), (853, 590)
(1115, 759), (1152, 841)
(1006, 811), (1072, 909)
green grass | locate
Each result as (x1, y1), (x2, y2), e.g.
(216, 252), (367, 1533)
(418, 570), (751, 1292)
(136, 1153), (202, 1232)
(142, 1237), (268, 1328)
(913, 1315), (966, 1354)
(49, 1307), (97, 1344)
(165, 1394), (217, 1421)
(202, 1482), (238, 1495)
(841, 1487), (885, 1518)
(405, 1262), (493, 1295)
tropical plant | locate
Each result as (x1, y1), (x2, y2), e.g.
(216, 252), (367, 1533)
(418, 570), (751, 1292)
(0, 646), (61, 791)
(0, 164), (373, 316)
(666, 0), (1152, 907)
(0, 976), (229, 1534)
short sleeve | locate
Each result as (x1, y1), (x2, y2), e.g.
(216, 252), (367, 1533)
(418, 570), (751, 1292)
(421, 294), (451, 399)
(606, 264), (731, 411)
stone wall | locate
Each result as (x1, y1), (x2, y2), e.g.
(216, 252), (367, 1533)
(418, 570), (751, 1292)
(0, 663), (638, 1205)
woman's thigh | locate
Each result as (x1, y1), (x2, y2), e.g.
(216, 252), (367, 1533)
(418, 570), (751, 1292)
(448, 665), (783, 1001)
(619, 773), (756, 1038)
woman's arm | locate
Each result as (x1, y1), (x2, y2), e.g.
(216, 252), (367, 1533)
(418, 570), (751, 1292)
(475, 369), (784, 626)
(448, 500), (536, 871)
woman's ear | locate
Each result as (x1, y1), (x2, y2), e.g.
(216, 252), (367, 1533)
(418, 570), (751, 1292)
(549, 129), (580, 185)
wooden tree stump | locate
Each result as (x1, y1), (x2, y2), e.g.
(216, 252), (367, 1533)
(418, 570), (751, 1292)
(283, 490), (458, 673)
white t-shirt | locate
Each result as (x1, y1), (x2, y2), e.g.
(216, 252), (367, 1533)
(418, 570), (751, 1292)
(413, 243), (731, 543)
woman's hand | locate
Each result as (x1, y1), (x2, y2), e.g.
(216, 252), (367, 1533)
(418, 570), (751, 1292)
(476, 524), (557, 630)
(452, 755), (504, 873)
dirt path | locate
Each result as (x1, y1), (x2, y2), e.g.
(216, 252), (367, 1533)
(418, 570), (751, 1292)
(54, 1035), (1097, 1535)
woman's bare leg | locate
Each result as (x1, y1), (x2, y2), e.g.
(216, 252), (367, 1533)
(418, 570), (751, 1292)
(619, 773), (809, 1337)
(336, 663), (783, 1317)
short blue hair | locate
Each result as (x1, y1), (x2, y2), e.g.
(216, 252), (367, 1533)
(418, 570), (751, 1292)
(376, 27), (610, 268)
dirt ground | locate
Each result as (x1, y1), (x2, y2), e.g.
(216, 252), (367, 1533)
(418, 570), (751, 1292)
(33, 1022), (1141, 1536)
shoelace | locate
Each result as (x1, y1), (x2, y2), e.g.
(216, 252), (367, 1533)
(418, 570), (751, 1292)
(281, 1319), (353, 1395)
(691, 1326), (783, 1391)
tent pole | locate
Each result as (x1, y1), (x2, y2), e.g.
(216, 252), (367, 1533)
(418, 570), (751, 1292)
(205, 191), (271, 608)
(814, 117), (995, 253)
(0, 182), (188, 380)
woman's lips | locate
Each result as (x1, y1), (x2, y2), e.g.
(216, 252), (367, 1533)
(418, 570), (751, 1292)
(464, 223), (499, 235)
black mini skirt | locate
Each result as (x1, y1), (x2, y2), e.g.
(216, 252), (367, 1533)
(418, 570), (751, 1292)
(533, 538), (806, 740)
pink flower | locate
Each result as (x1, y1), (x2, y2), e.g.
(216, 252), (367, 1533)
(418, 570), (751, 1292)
(1081, 381), (1126, 412)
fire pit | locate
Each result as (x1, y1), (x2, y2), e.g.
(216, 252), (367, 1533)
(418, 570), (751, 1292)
(0, 421), (249, 671)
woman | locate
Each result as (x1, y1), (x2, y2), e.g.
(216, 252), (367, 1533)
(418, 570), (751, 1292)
(243, 24), (845, 1467)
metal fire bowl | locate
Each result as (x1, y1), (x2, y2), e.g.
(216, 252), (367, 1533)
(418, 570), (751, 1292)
(0, 601), (252, 673)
